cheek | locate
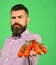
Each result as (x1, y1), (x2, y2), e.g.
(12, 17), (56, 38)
(11, 19), (15, 25)
(19, 18), (27, 26)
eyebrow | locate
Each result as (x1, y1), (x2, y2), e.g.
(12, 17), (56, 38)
(12, 15), (23, 17)
(11, 15), (23, 18)
(18, 15), (23, 18)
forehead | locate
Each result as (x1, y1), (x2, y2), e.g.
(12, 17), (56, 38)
(11, 10), (27, 16)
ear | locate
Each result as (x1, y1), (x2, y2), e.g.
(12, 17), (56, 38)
(27, 17), (30, 24)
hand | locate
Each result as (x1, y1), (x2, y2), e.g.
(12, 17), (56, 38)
(30, 48), (36, 56)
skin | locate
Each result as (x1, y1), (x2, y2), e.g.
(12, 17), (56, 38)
(11, 10), (29, 27)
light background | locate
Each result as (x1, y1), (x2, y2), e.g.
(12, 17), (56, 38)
(0, 0), (56, 65)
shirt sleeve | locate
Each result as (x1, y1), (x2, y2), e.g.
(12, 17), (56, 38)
(29, 34), (42, 65)
(0, 50), (1, 58)
(0, 38), (9, 65)
(1, 39), (8, 58)
(32, 34), (42, 43)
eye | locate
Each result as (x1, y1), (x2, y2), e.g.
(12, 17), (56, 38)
(11, 17), (16, 19)
(18, 16), (23, 18)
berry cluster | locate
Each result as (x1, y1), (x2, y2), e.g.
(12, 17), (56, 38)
(18, 40), (47, 58)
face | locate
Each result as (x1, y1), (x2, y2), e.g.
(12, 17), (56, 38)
(10, 10), (29, 36)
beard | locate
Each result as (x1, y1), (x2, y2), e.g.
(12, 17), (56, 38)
(11, 23), (27, 37)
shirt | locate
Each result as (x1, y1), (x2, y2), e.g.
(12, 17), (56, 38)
(0, 29), (42, 65)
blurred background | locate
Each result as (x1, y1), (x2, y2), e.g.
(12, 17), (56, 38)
(0, 0), (56, 65)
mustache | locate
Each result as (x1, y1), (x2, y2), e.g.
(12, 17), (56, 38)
(12, 23), (22, 27)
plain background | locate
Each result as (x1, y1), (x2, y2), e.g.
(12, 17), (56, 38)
(0, 0), (56, 65)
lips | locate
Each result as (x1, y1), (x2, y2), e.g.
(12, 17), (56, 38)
(13, 24), (21, 28)
(14, 24), (19, 27)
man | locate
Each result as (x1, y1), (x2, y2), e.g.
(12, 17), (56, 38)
(0, 4), (42, 65)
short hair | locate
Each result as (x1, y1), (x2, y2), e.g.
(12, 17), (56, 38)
(10, 4), (29, 15)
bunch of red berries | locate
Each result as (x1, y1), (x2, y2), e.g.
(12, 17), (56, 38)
(18, 40), (47, 58)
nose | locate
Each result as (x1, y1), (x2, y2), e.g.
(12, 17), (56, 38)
(15, 17), (19, 23)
